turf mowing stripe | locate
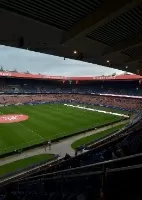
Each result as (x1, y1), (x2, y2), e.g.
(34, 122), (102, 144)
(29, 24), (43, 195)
(18, 122), (44, 140)
(22, 105), (97, 137)
(16, 106), (60, 134)
(0, 108), (42, 153)
(4, 105), (72, 139)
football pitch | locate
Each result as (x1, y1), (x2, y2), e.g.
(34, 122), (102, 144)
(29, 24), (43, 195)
(0, 103), (127, 155)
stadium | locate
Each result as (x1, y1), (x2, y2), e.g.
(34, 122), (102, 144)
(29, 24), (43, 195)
(0, 70), (142, 197)
(0, 71), (140, 155)
(0, 0), (142, 200)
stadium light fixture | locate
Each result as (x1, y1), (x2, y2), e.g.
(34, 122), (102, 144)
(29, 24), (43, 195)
(73, 50), (77, 54)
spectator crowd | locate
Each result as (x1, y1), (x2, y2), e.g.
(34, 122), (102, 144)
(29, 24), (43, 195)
(0, 93), (141, 111)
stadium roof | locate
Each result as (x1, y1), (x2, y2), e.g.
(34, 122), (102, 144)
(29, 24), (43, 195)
(0, 0), (142, 75)
(0, 70), (142, 81)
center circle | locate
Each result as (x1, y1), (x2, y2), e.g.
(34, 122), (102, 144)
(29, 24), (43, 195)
(0, 114), (29, 124)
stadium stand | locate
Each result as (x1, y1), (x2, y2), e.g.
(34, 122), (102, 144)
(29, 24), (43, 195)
(0, 73), (142, 96)
(0, 94), (142, 110)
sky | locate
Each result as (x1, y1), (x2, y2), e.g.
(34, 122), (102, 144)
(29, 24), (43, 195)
(0, 45), (125, 76)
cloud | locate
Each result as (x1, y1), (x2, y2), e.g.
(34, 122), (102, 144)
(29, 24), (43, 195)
(0, 45), (124, 76)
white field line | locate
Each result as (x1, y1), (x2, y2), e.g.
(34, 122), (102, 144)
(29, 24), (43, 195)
(0, 110), (44, 152)
(64, 104), (129, 118)
(0, 110), (43, 139)
(18, 122), (44, 140)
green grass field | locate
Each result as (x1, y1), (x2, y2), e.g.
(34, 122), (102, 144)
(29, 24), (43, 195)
(0, 103), (125, 155)
(0, 154), (54, 177)
(71, 123), (126, 149)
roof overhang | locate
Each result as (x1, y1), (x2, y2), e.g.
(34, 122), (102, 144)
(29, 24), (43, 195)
(0, 0), (142, 75)
(0, 71), (142, 81)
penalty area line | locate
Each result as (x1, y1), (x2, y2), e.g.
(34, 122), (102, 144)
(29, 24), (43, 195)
(18, 122), (44, 140)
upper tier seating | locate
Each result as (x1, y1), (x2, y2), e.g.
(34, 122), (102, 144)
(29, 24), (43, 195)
(0, 78), (142, 96)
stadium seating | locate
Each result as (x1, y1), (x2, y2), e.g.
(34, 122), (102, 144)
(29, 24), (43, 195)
(0, 94), (141, 111)
(0, 76), (141, 112)
(0, 77), (142, 96)
(2, 151), (142, 200)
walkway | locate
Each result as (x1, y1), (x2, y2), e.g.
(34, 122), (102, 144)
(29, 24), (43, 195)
(0, 120), (127, 166)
